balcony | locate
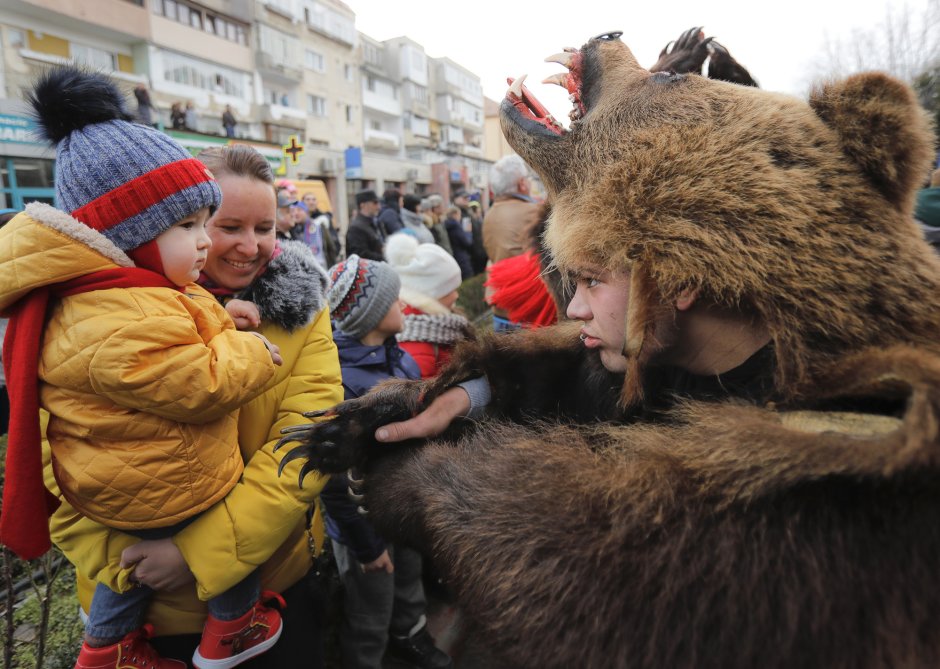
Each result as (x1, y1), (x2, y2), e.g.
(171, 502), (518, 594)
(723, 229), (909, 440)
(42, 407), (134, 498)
(362, 89), (401, 117)
(364, 128), (400, 150)
(260, 103), (306, 130)
(404, 129), (433, 148)
(256, 51), (302, 83)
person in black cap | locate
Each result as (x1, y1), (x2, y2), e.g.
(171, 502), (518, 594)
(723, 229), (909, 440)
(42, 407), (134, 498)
(347, 189), (386, 261)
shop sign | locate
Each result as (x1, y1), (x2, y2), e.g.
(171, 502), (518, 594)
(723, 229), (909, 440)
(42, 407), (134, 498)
(0, 114), (39, 144)
(345, 147), (362, 179)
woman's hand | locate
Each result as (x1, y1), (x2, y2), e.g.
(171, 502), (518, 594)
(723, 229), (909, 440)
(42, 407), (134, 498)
(121, 539), (195, 592)
(225, 299), (261, 330)
(375, 386), (470, 442)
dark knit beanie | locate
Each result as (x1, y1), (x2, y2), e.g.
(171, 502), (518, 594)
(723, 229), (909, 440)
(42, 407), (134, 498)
(328, 255), (401, 339)
(28, 67), (221, 253)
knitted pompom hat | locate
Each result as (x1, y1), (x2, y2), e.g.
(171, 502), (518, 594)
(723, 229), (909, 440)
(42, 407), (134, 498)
(28, 66), (221, 252)
(327, 255), (401, 340)
(385, 233), (461, 300)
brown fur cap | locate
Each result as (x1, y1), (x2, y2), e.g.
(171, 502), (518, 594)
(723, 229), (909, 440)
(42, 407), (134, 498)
(501, 35), (940, 403)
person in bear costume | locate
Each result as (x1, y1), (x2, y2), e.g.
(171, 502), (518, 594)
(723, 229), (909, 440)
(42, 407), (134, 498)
(277, 31), (940, 669)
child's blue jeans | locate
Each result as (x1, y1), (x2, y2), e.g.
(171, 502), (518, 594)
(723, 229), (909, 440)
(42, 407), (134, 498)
(84, 517), (260, 642)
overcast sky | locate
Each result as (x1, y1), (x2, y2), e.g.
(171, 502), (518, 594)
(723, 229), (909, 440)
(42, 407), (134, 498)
(349, 0), (934, 124)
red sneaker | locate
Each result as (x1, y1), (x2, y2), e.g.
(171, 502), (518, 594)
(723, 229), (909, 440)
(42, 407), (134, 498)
(74, 624), (186, 668)
(192, 591), (285, 669)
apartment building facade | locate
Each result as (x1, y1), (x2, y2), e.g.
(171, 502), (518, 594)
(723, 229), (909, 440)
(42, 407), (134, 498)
(0, 0), (492, 225)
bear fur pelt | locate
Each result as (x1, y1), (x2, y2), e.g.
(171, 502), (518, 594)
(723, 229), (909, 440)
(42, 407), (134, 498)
(280, 32), (940, 669)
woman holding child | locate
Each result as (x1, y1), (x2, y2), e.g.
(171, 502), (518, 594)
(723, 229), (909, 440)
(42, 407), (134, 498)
(7, 72), (342, 668)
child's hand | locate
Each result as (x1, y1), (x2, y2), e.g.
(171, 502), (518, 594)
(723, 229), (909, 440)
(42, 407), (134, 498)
(250, 332), (283, 366)
(362, 549), (394, 574)
(226, 299), (261, 330)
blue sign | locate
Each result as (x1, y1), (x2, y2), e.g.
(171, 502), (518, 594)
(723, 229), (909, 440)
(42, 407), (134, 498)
(0, 114), (39, 144)
(344, 147), (362, 179)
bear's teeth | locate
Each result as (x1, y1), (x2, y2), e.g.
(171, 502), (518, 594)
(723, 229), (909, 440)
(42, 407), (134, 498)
(545, 52), (574, 69)
(508, 74), (527, 98)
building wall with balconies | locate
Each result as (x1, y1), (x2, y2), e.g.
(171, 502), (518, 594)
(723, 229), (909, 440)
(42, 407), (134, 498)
(298, 3), (359, 153)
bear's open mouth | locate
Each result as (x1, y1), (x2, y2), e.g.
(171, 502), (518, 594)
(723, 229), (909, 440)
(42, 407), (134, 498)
(505, 46), (585, 136)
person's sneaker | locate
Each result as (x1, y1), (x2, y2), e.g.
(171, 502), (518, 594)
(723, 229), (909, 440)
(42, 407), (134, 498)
(74, 624), (186, 669)
(192, 591), (285, 669)
(387, 625), (453, 669)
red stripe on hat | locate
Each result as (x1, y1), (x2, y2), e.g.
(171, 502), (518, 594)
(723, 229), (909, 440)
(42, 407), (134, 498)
(71, 158), (216, 233)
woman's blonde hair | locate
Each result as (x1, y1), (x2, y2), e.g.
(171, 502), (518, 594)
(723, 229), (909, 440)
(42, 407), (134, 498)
(197, 145), (274, 185)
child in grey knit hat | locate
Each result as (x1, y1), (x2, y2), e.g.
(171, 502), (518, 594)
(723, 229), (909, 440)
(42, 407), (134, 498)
(323, 254), (454, 669)
(0, 67), (285, 669)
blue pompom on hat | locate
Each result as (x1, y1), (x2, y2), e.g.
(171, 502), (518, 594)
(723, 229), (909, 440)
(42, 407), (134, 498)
(328, 255), (401, 340)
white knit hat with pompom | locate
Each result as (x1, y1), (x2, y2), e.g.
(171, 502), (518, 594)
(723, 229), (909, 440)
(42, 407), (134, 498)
(385, 233), (462, 300)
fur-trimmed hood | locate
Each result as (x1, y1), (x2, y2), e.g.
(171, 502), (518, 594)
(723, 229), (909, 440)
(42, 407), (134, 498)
(0, 202), (133, 312)
(501, 33), (940, 404)
(239, 239), (328, 333)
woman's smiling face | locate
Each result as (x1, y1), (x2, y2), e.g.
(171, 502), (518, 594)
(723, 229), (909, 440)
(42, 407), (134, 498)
(203, 174), (277, 290)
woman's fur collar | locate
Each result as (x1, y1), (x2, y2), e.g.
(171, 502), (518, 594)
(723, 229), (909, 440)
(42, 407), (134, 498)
(240, 239), (328, 332)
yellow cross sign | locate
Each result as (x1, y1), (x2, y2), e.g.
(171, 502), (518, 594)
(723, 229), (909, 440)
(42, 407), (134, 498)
(283, 135), (304, 164)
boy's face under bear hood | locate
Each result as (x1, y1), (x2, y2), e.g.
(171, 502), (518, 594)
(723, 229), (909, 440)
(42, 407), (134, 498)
(501, 31), (940, 403)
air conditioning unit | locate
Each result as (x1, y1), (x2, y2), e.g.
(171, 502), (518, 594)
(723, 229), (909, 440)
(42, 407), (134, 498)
(406, 169), (419, 180)
(320, 158), (336, 174)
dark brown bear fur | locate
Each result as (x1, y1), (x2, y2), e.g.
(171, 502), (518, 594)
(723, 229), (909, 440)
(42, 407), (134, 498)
(282, 32), (940, 669)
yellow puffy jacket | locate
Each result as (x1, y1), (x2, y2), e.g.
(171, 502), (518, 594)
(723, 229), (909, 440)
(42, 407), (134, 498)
(0, 204), (275, 529)
(0, 206), (342, 635)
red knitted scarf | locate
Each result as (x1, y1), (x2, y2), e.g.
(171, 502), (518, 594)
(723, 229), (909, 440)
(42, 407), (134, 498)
(1, 268), (179, 559)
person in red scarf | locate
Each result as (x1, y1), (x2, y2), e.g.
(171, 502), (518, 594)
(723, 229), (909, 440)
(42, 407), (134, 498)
(385, 233), (475, 378)
(0, 67), (287, 669)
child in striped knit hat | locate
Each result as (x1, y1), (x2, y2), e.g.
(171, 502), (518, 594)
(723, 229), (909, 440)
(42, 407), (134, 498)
(321, 255), (453, 669)
(0, 68), (285, 669)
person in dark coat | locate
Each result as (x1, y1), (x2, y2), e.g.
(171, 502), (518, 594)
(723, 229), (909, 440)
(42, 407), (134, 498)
(443, 206), (473, 280)
(346, 190), (385, 261)
(377, 188), (404, 235)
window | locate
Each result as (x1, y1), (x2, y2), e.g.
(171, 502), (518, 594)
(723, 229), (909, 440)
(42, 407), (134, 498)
(259, 25), (298, 63)
(363, 42), (382, 67)
(307, 95), (327, 117)
(6, 28), (25, 48)
(369, 120), (381, 131)
(409, 83), (428, 105)
(71, 43), (117, 71)
(410, 115), (430, 137)
(304, 49), (325, 72)
(344, 64), (354, 82)
(161, 50), (246, 97)
(304, 1), (355, 44)
(153, 0), (247, 45)
(345, 105), (353, 124)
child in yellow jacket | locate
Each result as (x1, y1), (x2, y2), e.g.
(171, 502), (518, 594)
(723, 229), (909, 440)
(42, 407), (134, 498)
(0, 68), (283, 669)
